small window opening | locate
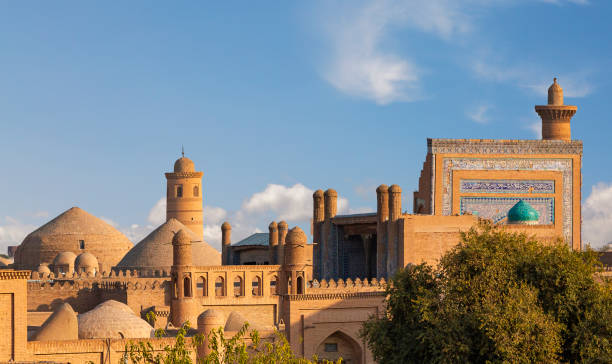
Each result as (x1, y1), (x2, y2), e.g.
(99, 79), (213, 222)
(215, 277), (225, 296)
(325, 343), (338, 352)
(177, 185), (183, 198)
(193, 185), (199, 197)
(184, 277), (192, 297)
(270, 276), (278, 296)
(79, 240), (85, 249)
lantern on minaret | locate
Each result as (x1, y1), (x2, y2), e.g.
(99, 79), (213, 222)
(535, 78), (577, 141)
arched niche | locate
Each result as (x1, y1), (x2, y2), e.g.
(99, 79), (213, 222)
(315, 330), (362, 364)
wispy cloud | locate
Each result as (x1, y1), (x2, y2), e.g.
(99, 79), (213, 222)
(319, 0), (471, 104)
(315, 0), (591, 104)
(526, 121), (542, 138)
(471, 59), (594, 98)
(467, 105), (491, 124)
(0, 216), (37, 253)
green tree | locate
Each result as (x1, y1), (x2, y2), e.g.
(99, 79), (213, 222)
(122, 321), (340, 364)
(361, 221), (611, 363)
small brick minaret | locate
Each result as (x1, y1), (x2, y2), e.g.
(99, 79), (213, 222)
(166, 154), (204, 240)
(535, 78), (577, 141)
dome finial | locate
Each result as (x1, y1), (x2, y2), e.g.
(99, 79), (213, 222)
(547, 77), (563, 106)
(181, 145), (184, 158)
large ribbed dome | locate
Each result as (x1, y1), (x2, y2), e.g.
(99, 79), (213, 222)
(507, 200), (540, 225)
(116, 218), (220, 270)
(78, 300), (153, 339)
(14, 207), (133, 271)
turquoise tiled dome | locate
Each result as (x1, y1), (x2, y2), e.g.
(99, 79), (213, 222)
(507, 200), (540, 225)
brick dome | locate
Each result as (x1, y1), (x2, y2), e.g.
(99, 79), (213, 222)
(75, 252), (99, 273)
(173, 157), (195, 173)
(53, 251), (77, 266)
(116, 218), (220, 271)
(78, 300), (153, 339)
(14, 207), (133, 271)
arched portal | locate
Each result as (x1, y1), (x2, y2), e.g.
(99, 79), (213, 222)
(315, 330), (362, 364)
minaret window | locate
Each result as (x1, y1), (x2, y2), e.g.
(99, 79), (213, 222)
(183, 277), (192, 297)
(251, 276), (262, 296)
(215, 276), (225, 296)
(234, 276), (244, 297)
(197, 276), (207, 296)
(270, 276), (278, 295)
(176, 185), (183, 198)
(297, 276), (304, 294)
(193, 185), (199, 197)
(79, 240), (85, 249)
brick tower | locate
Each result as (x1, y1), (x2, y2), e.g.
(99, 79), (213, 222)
(535, 78), (577, 141)
(165, 153), (204, 240)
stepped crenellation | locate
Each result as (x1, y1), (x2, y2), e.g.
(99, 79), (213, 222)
(307, 278), (386, 293)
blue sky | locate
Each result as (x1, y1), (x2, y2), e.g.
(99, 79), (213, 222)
(1, 0), (611, 251)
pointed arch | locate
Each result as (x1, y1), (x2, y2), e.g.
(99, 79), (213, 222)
(197, 276), (207, 296)
(215, 276), (225, 296)
(251, 275), (262, 296)
(314, 329), (362, 364)
(233, 276), (244, 297)
(270, 275), (278, 296)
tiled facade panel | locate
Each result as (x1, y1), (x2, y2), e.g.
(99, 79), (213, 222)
(460, 196), (554, 224)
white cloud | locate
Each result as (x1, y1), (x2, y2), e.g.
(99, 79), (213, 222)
(204, 206), (227, 225)
(242, 183), (315, 221)
(120, 223), (156, 244)
(147, 198), (166, 225)
(467, 105), (491, 124)
(0, 216), (37, 254)
(100, 216), (118, 228)
(582, 182), (612, 250)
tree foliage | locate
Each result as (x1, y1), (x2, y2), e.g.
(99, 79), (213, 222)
(122, 321), (340, 364)
(361, 221), (611, 363)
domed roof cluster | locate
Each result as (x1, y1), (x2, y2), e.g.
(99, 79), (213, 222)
(173, 157), (195, 173)
(116, 218), (220, 270)
(14, 207), (133, 271)
(78, 300), (153, 339)
(507, 200), (540, 225)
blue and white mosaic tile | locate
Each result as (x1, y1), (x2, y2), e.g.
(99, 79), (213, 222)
(460, 179), (555, 194)
(460, 197), (554, 224)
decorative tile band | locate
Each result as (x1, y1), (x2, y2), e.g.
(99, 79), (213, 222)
(441, 157), (572, 244)
(460, 179), (555, 194)
(460, 197), (554, 225)
(428, 138), (583, 155)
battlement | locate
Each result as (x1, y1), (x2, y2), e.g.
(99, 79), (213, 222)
(307, 278), (387, 294)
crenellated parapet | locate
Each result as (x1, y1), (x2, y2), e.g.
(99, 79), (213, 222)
(307, 278), (386, 294)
